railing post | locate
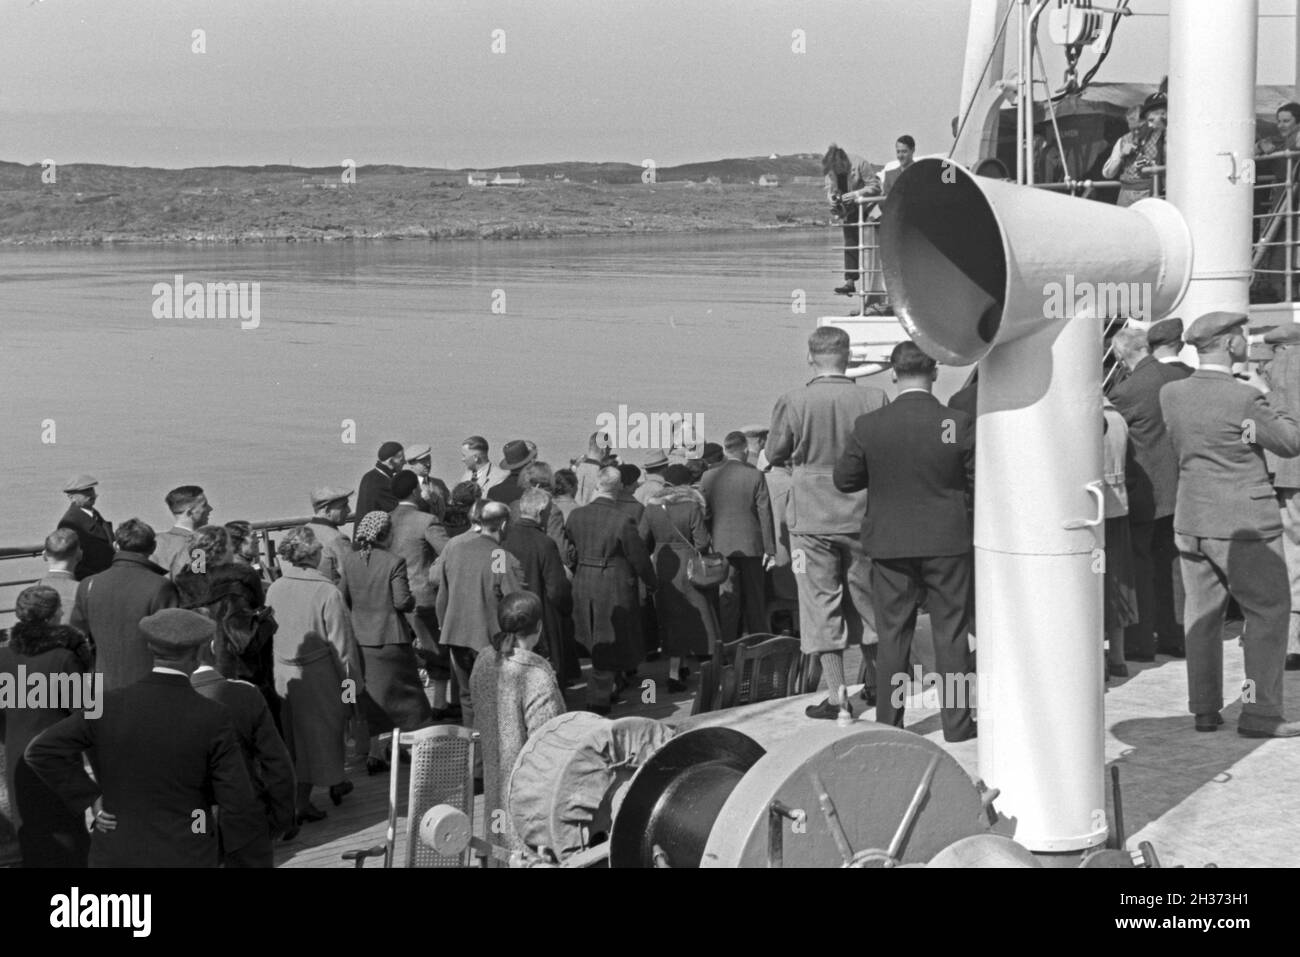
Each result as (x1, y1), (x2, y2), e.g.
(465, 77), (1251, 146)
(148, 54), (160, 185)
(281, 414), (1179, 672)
(1288, 152), (1295, 303)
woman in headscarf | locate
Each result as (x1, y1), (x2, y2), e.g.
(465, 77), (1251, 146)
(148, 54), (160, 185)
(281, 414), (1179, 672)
(339, 510), (434, 774)
(638, 464), (721, 690)
(0, 585), (93, 867)
(470, 590), (566, 863)
(265, 526), (362, 823)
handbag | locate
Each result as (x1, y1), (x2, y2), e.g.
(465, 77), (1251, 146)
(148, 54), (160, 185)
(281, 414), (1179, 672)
(660, 505), (729, 589)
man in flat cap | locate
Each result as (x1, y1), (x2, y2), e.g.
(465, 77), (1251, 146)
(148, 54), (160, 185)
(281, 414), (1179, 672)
(26, 608), (265, 867)
(1161, 312), (1300, 736)
(403, 443), (448, 515)
(1263, 322), (1300, 670)
(56, 475), (114, 580)
(1148, 317), (1194, 377)
(305, 487), (353, 583)
(355, 442), (405, 522)
(1109, 324), (1189, 661)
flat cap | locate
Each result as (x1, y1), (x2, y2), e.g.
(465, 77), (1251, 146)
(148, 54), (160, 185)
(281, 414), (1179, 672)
(1184, 311), (1248, 348)
(1146, 317), (1184, 348)
(405, 443), (432, 462)
(376, 441), (404, 460)
(62, 474), (99, 493)
(1264, 323), (1300, 345)
(739, 423), (770, 437)
(642, 450), (669, 470)
(310, 485), (353, 509)
(139, 608), (215, 656)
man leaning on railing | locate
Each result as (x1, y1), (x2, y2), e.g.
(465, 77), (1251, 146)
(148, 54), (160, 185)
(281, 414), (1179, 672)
(822, 143), (881, 298)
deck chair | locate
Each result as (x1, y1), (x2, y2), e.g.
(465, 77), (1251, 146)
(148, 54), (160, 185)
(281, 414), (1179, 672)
(342, 725), (479, 868)
(719, 635), (803, 709)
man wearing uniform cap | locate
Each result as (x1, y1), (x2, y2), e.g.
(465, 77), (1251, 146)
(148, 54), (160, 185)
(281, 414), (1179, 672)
(355, 442), (405, 522)
(1263, 322), (1300, 670)
(56, 475), (114, 580)
(26, 608), (265, 867)
(306, 486), (353, 583)
(1109, 324), (1189, 660)
(1148, 317), (1194, 377)
(1161, 311), (1300, 736)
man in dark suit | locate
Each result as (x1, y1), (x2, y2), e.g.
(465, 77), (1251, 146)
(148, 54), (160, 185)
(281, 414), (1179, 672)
(390, 471), (452, 716)
(834, 341), (976, 742)
(191, 635), (296, 866)
(25, 608), (265, 867)
(1262, 323), (1300, 671)
(487, 439), (537, 507)
(69, 518), (179, 692)
(503, 488), (576, 684)
(564, 467), (657, 714)
(1149, 316), (1195, 376)
(1161, 312), (1300, 737)
(1109, 320), (1189, 660)
(702, 431), (775, 640)
(355, 441), (405, 520)
(56, 474), (114, 580)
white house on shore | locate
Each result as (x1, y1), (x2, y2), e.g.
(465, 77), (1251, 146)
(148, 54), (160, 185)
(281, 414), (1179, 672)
(467, 171), (489, 186)
(758, 174), (781, 187)
(491, 171), (524, 186)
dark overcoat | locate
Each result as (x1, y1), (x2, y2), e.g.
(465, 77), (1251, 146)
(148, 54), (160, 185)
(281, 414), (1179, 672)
(638, 485), (720, 657)
(564, 497), (657, 671)
(57, 505), (114, 580)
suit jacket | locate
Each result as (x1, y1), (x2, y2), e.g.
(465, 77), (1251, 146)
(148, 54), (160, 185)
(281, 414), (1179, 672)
(191, 667), (296, 838)
(24, 671), (265, 868)
(388, 502), (442, 606)
(767, 375), (890, 534)
(69, 552), (178, 692)
(834, 391), (974, 559)
(355, 463), (399, 522)
(1109, 355), (1183, 521)
(1266, 344), (1300, 489)
(57, 505), (114, 580)
(338, 545), (415, 647)
(1161, 369), (1300, 539)
(487, 471), (526, 506)
(151, 526), (195, 579)
(433, 533), (527, 652)
(701, 458), (775, 557)
(502, 518), (572, 666)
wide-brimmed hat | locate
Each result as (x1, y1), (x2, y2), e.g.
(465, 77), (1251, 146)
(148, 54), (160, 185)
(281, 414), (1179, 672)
(500, 439), (537, 471)
(642, 450), (669, 470)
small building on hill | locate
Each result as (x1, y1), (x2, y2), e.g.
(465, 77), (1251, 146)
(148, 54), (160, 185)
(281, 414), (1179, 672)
(491, 171), (524, 186)
(704, 175), (722, 186)
(758, 174), (781, 187)
(467, 171), (489, 186)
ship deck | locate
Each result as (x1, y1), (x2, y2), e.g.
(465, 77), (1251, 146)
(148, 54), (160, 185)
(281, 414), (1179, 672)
(274, 624), (1300, 869)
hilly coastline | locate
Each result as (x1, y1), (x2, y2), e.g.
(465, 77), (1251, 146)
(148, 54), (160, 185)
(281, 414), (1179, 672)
(0, 155), (838, 245)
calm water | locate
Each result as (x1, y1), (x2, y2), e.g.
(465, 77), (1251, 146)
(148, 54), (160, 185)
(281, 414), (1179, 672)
(0, 229), (927, 546)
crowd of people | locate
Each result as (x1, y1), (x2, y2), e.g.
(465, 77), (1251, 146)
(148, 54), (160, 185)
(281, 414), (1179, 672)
(6, 306), (1300, 868)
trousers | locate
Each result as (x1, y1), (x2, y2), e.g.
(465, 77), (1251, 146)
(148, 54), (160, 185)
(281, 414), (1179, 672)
(789, 533), (876, 655)
(1176, 533), (1288, 719)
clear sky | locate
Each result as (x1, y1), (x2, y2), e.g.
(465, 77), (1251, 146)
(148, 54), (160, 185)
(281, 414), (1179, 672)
(2, 0), (1295, 169)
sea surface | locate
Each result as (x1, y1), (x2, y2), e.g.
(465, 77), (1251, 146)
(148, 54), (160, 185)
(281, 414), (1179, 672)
(0, 230), (954, 551)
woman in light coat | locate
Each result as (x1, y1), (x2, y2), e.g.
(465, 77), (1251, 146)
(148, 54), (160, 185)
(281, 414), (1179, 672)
(470, 591), (566, 863)
(265, 526), (363, 823)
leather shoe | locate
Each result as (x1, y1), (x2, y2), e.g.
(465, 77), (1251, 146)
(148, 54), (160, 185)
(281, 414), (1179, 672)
(1157, 646), (1186, 659)
(944, 723), (978, 743)
(666, 677), (687, 693)
(296, 805), (327, 824)
(858, 684), (877, 706)
(1194, 712), (1222, 732)
(805, 698), (852, 721)
(1237, 716), (1300, 738)
(329, 780), (354, 806)
(1107, 662), (1130, 678)
(1286, 654), (1300, 671)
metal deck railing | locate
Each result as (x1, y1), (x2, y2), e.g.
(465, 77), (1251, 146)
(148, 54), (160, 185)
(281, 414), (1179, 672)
(0, 516), (313, 627)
